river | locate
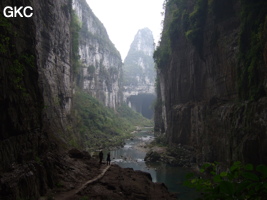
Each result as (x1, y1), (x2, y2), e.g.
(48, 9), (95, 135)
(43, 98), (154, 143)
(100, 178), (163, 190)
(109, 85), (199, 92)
(107, 129), (199, 200)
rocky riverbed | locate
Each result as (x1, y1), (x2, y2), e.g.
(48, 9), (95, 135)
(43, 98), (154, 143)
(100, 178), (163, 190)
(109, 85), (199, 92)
(53, 149), (176, 200)
(144, 144), (197, 168)
(72, 164), (176, 200)
(1, 147), (176, 200)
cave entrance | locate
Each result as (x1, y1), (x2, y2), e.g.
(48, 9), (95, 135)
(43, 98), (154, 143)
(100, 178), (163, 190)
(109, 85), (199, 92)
(126, 93), (156, 119)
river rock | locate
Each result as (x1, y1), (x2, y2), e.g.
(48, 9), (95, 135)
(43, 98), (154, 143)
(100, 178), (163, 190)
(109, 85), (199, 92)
(144, 150), (161, 162)
(145, 144), (196, 167)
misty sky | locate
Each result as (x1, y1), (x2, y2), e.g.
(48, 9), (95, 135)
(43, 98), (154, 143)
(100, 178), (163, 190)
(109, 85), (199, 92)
(86, 0), (164, 61)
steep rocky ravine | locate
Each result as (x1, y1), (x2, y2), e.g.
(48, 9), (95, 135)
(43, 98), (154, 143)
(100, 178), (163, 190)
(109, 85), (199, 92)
(154, 0), (267, 165)
(0, 1), (171, 200)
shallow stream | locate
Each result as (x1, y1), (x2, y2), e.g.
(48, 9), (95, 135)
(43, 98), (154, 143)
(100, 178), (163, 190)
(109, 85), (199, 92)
(106, 129), (199, 200)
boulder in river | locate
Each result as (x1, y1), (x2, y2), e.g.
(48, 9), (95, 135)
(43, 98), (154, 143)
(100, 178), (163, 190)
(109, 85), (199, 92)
(144, 150), (161, 162)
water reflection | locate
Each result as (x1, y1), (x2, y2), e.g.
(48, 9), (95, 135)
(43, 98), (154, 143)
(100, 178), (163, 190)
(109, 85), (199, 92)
(109, 130), (199, 200)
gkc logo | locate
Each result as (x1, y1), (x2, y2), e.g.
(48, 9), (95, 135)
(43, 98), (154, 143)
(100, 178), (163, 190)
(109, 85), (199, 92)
(3, 6), (33, 18)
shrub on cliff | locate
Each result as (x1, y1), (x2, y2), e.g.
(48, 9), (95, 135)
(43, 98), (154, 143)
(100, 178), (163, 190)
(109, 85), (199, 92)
(184, 161), (267, 200)
(71, 10), (82, 75)
(72, 88), (152, 150)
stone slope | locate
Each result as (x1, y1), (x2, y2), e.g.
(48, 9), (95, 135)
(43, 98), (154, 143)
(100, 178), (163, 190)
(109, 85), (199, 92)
(72, 164), (176, 200)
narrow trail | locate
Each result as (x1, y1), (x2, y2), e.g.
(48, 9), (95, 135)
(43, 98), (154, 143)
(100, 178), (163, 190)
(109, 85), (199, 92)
(54, 164), (111, 200)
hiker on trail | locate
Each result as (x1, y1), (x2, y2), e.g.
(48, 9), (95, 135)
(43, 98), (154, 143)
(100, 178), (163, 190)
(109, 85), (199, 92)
(106, 152), (111, 165)
(99, 150), (103, 164)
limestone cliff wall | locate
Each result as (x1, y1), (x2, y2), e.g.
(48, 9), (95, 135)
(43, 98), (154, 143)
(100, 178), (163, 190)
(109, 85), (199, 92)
(33, 0), (73, 137)
(0, 0), (73, 170)
(123, 28), (156, 118)
(155, 0), (267, 165)
(72, 0), (123, 108)
(0, 0), (73, 198)
(123, 28), (156, 100)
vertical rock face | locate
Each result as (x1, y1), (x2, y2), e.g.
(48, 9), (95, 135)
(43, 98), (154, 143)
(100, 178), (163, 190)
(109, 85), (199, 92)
(0, 0), (72, 170)
(154, 0), (267, 165)
(0, 0), (73, 198)
(33, 0), (73, 136)
(123, 28), (156, 118)
(72, 0), (123, 108)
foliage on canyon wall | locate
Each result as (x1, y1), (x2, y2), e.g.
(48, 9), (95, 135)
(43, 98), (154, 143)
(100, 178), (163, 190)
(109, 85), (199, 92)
(238, 0), (267, 101)
(155, 0), (267, 99)
(73, 0), (123, 108)
(72, 88), (152, 150)
(0, 13), (42, 142)
(154, 0), (267, 166)
(69, 0), (153, 150)
(71, 11), (82, 75)
(0, 16), (37, 98)
(154, 0), (209, 67)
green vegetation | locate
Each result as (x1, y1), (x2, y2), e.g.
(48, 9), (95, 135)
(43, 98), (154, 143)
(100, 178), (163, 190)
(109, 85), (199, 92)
(8, 54), (35, 92)
(0, 15), (36, 94)
(153, 0), (174, 69)
(72, 88), (152, 150)
(80, 23), (120, 58)
(153, 31), (171, 69)
(238, 0), (267, 101)
(34, 156), (42, 165)
(149, 134), (168, 147)
(71, 10), (82, 75)
(0, 16), (11, 54)
(78, 2), (120, 58)
(124, 50), (155, 86)
(87, 65), (95, 74)
(154, 0), (208, 69)
(69, 10), (152, 151)
(155, 0), (267, 101)
(117, 103), (153, 127)
(184, 0), (207, 51)
(185, 161), (267, 200)
(55, 182), (64, 188)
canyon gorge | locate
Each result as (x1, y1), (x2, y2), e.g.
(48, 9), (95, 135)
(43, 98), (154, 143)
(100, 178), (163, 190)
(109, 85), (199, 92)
(1, 0), (267, 199)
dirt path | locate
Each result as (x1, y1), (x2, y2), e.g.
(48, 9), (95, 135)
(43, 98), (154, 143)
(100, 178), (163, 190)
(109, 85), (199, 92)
(53, 164), (111, 200)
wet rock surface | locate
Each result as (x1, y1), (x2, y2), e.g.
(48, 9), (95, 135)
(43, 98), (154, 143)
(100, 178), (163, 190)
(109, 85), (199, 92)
(0, 149), (175, 200)
(145, 144), (196, 168)
(72, 165), (176, 200)
(53, 152), (176, 200)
